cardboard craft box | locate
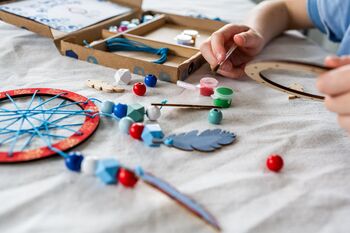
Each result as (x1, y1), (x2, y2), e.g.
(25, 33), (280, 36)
(0, 0), (226, 83)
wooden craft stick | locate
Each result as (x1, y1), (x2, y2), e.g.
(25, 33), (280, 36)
(288, 83), (304, 100)
(212, 44), (237, 73)
(151, 103), (221, 109)
(86, 79), (124, 93)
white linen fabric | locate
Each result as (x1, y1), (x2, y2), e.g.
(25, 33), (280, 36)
(0, 1), (350, 233)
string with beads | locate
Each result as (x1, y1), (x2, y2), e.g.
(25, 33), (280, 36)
(0, 89), (221, 231)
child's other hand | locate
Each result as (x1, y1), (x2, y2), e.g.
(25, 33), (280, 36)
(317, 56), (350, 133)
(200, 24), (264, 78)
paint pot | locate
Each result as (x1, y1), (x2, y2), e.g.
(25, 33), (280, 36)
(109, 26), (118, 32)
(118, 25), (128, 32)
(211, 86), (234, 108)
(127, 23), (138, 29)
(120, 20), (130, 27)
(182, 30), (199, 44)
(131, 18), (140, 25)
(175, 34), (194, 46)
(199, 77), (218, 96)
(143, 15), (154, 23)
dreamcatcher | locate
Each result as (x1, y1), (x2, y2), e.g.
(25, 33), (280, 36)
(0, 88), (223, 231)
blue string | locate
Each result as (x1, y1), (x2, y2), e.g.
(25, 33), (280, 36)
(0, 93), (107, 158)
(106, 38), (169, 64)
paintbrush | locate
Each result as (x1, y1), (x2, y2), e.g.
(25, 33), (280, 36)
(212, 44), (237, 73)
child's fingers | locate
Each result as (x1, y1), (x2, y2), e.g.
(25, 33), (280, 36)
(233, 30), (262, 48)
(337, 114), (350, 133)
(317, 65), (350, 96)
(217, 61), (246, 78)
(211, 32), (227, 62)
(211, 24), (250, 63)
(200, 39), (219, 67)
(324, 93), (350, 114)
(325, 55), (350, 68)
(229, 49), (253, 67)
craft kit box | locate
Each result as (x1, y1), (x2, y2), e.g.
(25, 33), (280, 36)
(0, 0), (226, 83)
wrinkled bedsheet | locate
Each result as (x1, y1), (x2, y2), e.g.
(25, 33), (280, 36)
(1, 1), (350, 233)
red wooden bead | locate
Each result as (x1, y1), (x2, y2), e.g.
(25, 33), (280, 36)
(129, 123), (144, 140)
(266, 154), (284, 172)
(118, 168), (138, 188)
(133, 82), (146, 96)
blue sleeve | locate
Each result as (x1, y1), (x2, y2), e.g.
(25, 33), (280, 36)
(307, 0), (350, 43)
(307, 0), (350, 55)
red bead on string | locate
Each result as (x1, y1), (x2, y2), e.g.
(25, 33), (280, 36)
(118, 168), (138, 188)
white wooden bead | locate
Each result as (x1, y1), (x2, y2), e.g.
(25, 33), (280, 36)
(146, 106), (161, 121)
(81, 157), (98, 175)
(115, 69), (132, 85)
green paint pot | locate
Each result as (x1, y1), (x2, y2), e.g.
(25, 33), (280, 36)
(211, 86), (234, 108)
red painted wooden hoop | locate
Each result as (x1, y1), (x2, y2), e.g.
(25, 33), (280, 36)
(0, 88), (100, 163)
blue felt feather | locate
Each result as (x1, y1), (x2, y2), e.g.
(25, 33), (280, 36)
(165, 129), (236, 152)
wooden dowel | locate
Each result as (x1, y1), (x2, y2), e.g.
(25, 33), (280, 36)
(151, 103), (221, 109)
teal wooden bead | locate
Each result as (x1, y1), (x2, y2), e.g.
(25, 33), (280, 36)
(127, 103), (145, 122)
(208, 108), (223, 124)
(119, 117), (135, 134)
(101, 101), (115, 114)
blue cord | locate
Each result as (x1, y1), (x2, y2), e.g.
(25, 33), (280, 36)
(0, 93), (107, 158)
(106, 38), (169, 64)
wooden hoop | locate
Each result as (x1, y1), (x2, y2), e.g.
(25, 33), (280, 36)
(244, 60), (331, 101)
(0, 88), (100, 163)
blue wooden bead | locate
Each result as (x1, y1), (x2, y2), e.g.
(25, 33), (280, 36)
(208, 108), (223, 124)
(119, 117), (135, 134)
(101, 101), (115, 114)
(144, 74), (157, 87)
(65, 152), (84, 172)
(141, 124), (164, 147)
(113, 103), (128, 119)
(95, 159), (120, 184)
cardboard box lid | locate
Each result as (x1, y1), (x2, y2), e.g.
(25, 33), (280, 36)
(0, 0), (143, 39)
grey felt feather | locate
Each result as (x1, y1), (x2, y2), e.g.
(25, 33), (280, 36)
(165, 129), (236, 152)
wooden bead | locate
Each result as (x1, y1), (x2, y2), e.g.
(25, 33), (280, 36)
(127, 104), (145, 122)
(266, 154), (284, 172)
(144, 74), (157, 87)
(133, 82), (146, 96)
(208, 108), (223, 124)
(81, 156), (98, 175)
(119, 117), (135, 134)
(146, 106), (161, 121)
(115, 69), (132, 85)
(95, 159), (120, 184)
(65, 152), (84, 172)
(129, 123), (144, 140)
(113, 103), (128, 119)
(101, 101), (115, 114)
(117, 168), (138, 188)
(141, 124), (164, 147)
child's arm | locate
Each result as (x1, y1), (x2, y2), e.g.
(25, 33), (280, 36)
(200, 0), (313, 78)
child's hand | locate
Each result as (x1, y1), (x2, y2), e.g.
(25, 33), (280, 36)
(317, 56), (350, 133)
(200, 24), (264, 78)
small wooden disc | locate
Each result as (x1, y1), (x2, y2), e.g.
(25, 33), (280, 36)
(244, 60), (331, 101)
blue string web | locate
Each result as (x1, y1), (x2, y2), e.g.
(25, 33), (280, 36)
(0, 91), (96, 158)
